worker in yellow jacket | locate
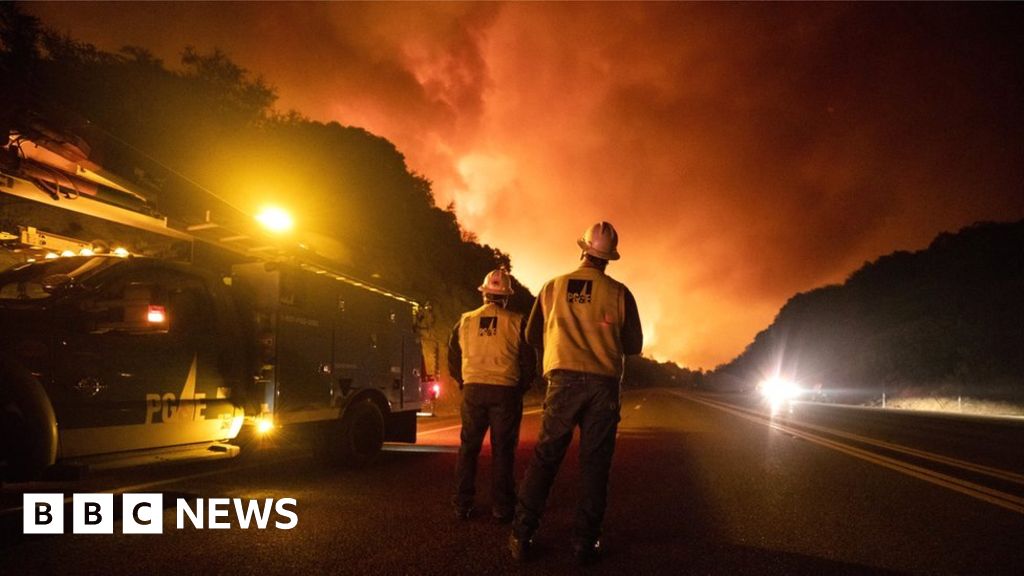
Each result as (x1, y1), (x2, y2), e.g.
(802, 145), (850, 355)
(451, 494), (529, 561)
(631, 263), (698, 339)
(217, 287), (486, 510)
(448, 268), (536, 522)
(509, 222), (643, 565)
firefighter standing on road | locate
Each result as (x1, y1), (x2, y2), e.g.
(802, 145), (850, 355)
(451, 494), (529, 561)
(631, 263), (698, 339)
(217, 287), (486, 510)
(449, 268), (536, 522)
(509, 221), (643, 565)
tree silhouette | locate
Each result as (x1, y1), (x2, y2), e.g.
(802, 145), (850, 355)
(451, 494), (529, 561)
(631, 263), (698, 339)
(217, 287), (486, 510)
(2, 5), (688, 407)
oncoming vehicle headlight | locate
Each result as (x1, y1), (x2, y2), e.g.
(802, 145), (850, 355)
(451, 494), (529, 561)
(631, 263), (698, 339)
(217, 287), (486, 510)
(759, 377), (802, 402)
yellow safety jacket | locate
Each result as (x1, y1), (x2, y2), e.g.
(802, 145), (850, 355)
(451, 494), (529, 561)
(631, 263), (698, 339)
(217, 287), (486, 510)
(538, 266), (626, 378)
(458, 303), (524, 387)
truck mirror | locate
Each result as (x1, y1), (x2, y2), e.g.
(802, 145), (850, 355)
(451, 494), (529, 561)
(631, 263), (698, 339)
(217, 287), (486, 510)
(414, 303), (435, 331)
(122, 285), (168, 333)
(41, 274), (73, 294)
(91, 284), (168, 334)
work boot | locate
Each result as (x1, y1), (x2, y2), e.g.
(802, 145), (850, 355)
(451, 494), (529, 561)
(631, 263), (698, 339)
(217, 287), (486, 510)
(571, 539), (602, 566)
(508, 532), (533, 562)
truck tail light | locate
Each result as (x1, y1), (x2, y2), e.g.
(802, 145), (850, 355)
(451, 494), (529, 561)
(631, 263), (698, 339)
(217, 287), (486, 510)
(147, 305), (167, 324)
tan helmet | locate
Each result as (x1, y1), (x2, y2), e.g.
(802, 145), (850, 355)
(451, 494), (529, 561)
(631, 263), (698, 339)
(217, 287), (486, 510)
(577, 221), (620, 260)
(479, 268), (515, 296)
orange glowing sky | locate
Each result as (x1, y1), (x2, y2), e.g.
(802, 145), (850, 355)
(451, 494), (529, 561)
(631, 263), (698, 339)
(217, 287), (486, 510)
(28, 3), (1024, 369)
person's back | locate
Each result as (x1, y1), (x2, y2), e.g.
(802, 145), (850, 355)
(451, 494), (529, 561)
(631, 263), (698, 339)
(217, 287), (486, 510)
(459, 302), (524, 387)
(536, 265), (628, 378)
(511, 221), (642, 565)
(449, 268), (535, 522)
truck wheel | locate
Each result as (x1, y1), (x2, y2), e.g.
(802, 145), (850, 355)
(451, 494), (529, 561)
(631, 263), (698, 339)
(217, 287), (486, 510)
(333, 398), (385, 467)
(0, 357), (58, 481)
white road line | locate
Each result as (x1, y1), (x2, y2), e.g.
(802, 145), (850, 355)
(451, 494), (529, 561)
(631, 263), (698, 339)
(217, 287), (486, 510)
(4, 409), (547, 515)
(110, 454), (304, 495)
(417, 407), (544, 437)
(384, 445), (459, 454)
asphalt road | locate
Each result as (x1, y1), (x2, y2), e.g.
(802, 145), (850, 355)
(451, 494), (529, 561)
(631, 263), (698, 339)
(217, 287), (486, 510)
(2, 388), (1022, 575)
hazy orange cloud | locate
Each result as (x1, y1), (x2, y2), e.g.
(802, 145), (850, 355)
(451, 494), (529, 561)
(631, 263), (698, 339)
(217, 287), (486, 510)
(28, 3), (1024, 369)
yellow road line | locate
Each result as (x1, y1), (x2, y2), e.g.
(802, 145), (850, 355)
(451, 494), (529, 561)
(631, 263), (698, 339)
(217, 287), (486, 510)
(677, 392), (1024, 515)
(786, 413), (1024, 485)
(692, 394), (1024, 485)
(768, 420), (1024, 514)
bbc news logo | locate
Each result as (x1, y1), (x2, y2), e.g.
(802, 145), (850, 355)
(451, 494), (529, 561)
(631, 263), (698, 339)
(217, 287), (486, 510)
(23, 493), (298, 534)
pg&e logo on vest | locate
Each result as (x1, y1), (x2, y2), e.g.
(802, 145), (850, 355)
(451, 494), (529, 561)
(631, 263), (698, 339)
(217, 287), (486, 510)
(22, 493), (298, 534)
(567, 279), (593, 304)
(478, 316), (498, 336)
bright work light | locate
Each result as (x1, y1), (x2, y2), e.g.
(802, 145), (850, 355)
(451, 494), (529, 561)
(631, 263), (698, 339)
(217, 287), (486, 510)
(255, 206), (294, 233)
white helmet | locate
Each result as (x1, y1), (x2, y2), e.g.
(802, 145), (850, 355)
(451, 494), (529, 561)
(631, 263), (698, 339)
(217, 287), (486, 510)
(479, 268), (515, 296)
(577, 221), (620, 261)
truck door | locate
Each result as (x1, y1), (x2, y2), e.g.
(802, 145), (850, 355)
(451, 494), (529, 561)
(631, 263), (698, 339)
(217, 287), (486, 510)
(379, 310), (405, 410)
(400, 332), (424, 410)
(53, 265), (234, 457)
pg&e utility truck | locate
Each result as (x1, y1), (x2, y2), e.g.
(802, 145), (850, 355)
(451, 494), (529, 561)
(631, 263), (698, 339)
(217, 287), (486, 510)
(0, 133), (432, 480)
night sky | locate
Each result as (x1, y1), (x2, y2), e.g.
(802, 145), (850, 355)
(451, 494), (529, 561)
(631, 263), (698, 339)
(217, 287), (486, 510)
(27, 2), (1024, 369)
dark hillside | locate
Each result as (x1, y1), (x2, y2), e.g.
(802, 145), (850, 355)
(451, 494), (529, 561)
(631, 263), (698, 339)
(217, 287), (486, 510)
(711, 220), (1024, 407)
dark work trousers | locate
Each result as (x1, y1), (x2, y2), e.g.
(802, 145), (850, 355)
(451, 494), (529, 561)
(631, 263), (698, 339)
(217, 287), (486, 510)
(513, 371), (621, 544)
(455, 384), (524, 516)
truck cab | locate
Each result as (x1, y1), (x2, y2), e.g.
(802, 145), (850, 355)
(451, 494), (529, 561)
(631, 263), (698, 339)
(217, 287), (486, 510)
(0, 131), (428, 480)
(0, 255), (245, 478)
